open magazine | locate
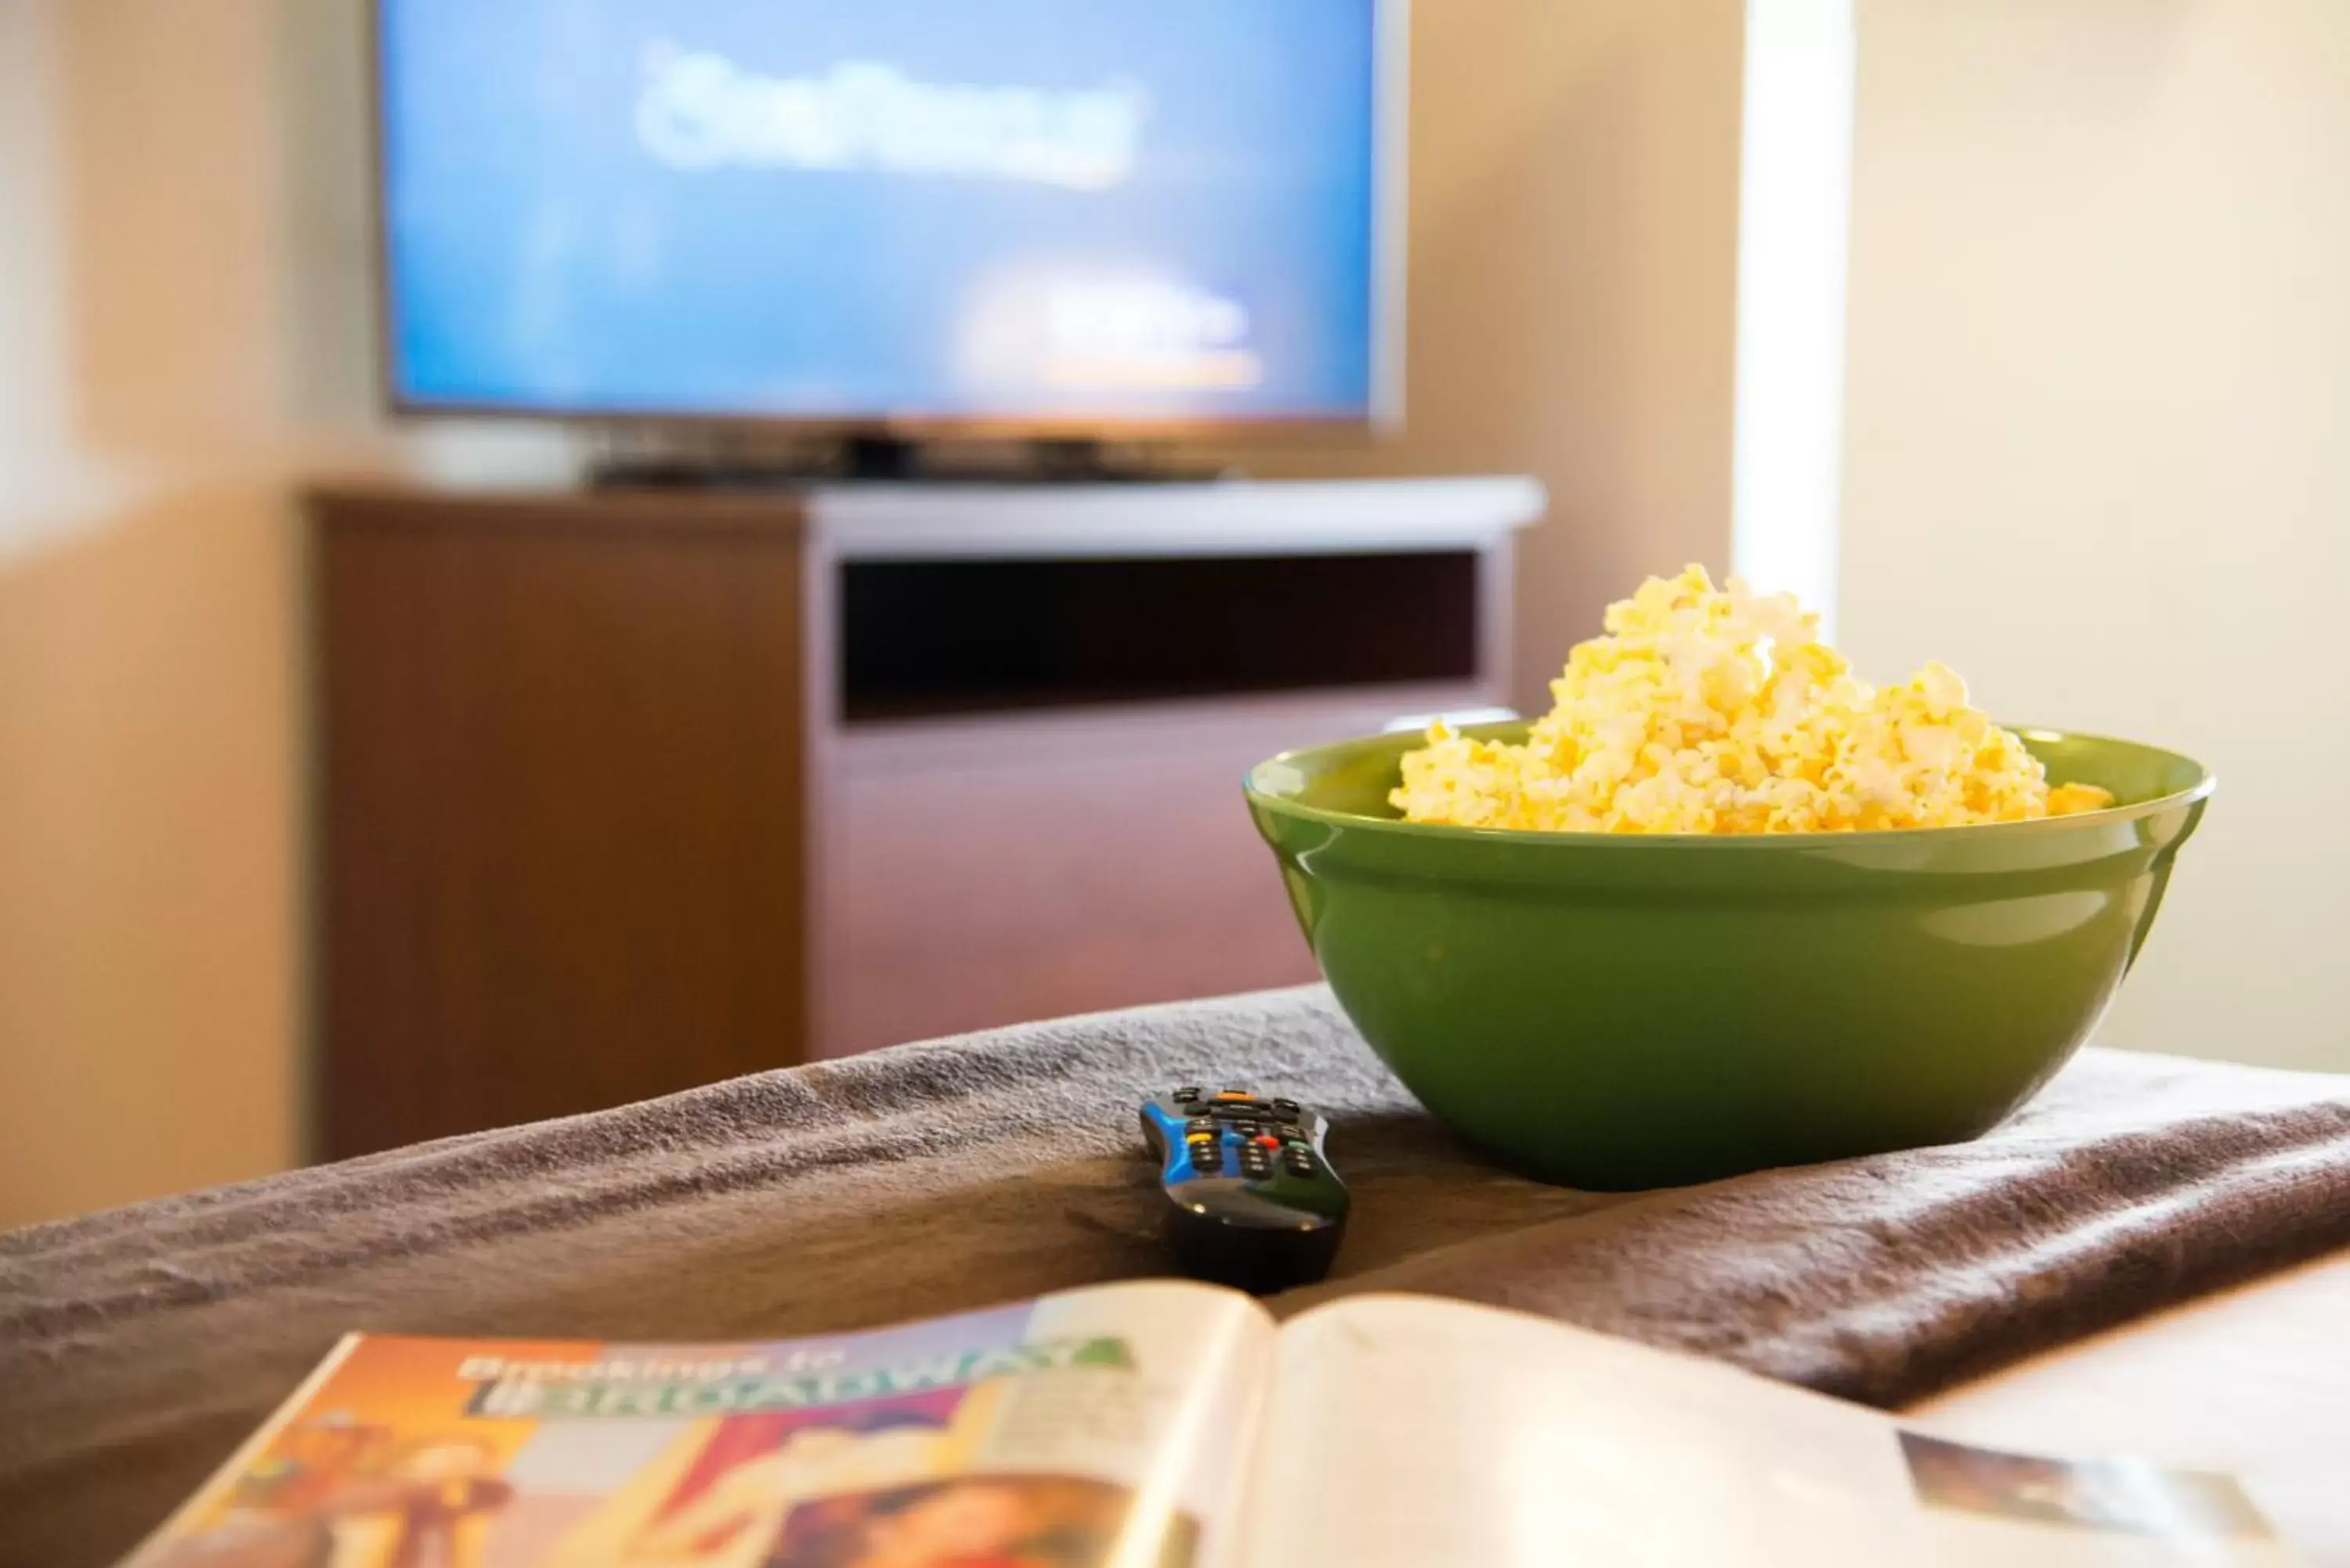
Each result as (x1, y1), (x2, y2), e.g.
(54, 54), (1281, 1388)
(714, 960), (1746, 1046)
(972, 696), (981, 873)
(121, 1282), (2298, 1568)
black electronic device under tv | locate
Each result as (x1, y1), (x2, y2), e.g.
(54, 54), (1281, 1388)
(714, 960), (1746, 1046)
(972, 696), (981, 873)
(595, 438), (1237, 490)
(370, 0), (1408, 467)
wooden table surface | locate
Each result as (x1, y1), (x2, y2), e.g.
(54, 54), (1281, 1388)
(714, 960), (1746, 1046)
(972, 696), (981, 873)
(1913, 1247), (2350, 1565)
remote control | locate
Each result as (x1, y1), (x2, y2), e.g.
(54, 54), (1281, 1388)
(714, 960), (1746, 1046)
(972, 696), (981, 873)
(1138, 1087), (1349, 1293)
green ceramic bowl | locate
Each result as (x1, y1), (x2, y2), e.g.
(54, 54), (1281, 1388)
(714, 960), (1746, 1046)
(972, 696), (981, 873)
(1245, 724), (2211, 1190)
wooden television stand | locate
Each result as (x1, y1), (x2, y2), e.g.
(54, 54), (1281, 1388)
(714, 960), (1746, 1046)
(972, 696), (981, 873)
(311, 476), (1543, 1158)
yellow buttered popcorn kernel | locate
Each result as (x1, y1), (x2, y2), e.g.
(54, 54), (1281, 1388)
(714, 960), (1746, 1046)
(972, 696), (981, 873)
(1392, 566), (2114, 836)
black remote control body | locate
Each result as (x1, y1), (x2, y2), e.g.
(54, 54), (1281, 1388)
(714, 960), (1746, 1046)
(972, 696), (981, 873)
(1139, 1087), (1349, 1293)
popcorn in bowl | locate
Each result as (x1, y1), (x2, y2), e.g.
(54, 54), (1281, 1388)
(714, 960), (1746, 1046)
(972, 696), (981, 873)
(1393, 565), (2114, 835)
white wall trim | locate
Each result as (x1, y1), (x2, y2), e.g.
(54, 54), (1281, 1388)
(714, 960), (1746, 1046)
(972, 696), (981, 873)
(1731, 0), (1856, 636)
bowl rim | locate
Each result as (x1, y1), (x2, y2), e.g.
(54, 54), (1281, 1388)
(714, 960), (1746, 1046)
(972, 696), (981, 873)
(1244, 722), (2216, 851)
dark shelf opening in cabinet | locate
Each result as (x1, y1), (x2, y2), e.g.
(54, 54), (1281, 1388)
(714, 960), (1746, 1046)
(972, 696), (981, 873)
(838, 551), (1480, 724)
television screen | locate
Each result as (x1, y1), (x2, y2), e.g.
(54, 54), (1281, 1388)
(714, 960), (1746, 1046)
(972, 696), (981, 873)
(374, 0), (1400, 430)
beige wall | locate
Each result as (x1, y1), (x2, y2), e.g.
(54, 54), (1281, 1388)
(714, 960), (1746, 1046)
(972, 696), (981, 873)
(0, 0), (1745, 1226)
(1238, 0), (1746, 714)
(0, 0), (569, 1227)
(1839, 1), (2350, 1068)
(0, 0), (309, 1228)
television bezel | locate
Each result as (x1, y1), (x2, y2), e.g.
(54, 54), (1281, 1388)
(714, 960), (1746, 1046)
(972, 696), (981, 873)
(365, 0), (1408, 443)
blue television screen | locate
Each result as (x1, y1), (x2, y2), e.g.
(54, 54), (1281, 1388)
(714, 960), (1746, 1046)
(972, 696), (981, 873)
(376, 0), (1397, 428)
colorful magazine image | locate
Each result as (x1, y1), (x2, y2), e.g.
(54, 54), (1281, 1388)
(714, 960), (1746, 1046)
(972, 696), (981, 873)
(123, 1285), (1238, 1568)
(767, 1475), (1194, 1567)
(1900, 1432), (2276, 1542)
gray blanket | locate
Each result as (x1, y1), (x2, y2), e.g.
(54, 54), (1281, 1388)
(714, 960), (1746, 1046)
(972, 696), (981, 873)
(6, 985), (2349, 1568)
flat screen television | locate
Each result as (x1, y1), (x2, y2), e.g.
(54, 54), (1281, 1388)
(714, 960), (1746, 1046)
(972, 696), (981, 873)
(372, 0), (1405, 438)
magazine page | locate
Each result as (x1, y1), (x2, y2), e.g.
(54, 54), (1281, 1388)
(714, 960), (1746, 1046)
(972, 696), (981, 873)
(118, 1279), (1274, 1568)
(1237, 1295), (2300, 1568)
